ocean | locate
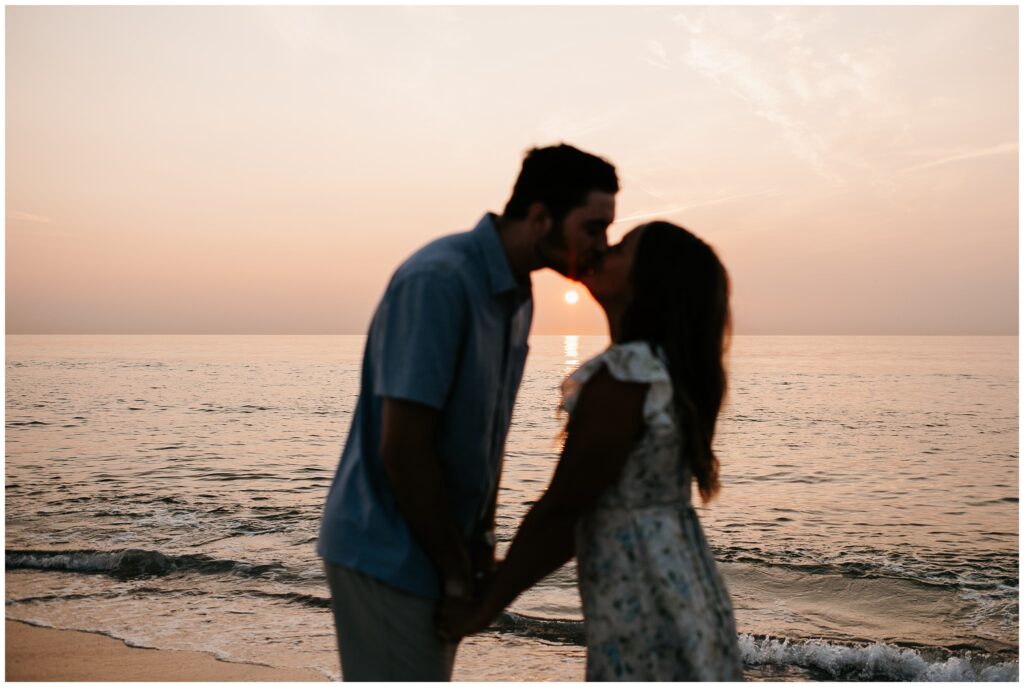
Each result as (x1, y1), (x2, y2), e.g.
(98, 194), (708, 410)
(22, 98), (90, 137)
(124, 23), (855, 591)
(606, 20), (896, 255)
(5, 334), (1019, 681)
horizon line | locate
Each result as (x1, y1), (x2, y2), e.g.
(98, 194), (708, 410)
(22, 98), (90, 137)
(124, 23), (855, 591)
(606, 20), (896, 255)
(4, 332), (1019, 337)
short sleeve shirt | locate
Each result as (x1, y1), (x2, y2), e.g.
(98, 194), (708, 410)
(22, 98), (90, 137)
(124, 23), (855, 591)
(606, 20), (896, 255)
(317, 214), (533, 599)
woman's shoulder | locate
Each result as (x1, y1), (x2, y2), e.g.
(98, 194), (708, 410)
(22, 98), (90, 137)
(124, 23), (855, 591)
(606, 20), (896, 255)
(600, 341), (670, 384)
(561, 341), (672, 418)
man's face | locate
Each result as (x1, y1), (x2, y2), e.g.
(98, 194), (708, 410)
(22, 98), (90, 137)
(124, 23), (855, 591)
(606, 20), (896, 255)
(539, 190), (616, 280)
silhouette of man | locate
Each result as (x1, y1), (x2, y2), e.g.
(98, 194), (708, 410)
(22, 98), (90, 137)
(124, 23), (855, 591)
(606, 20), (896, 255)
(318, 144), (618, 680)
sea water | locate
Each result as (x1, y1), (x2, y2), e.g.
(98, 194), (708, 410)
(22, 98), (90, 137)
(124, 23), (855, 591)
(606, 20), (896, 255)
(5, 335), (1018, 681)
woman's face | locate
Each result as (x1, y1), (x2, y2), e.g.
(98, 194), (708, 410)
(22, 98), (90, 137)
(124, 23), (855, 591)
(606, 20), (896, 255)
(581, 226), (645, 304)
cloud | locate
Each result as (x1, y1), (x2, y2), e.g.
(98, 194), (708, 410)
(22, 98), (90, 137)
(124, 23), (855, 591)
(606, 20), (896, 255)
(675, 13), (830, 178)
(643, 40), (672, 69)
(683, 35), (839, 181)
(900, 142), (1018, 174)
(8, 211), (53, 224)
(670, 8), (892, 184)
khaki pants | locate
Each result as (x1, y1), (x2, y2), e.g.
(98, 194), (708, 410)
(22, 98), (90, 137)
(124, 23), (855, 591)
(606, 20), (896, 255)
(324, 562), (458, 681)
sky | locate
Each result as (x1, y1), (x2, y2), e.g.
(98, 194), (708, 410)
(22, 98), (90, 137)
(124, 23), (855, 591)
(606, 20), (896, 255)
(6, 5), (1019, 335)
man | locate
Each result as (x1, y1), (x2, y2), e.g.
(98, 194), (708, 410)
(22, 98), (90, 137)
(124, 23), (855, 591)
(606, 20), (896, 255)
(317, 143), (618, 680)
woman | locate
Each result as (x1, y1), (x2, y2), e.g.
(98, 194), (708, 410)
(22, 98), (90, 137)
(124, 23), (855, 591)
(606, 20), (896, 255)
(440, 221), (743, 681)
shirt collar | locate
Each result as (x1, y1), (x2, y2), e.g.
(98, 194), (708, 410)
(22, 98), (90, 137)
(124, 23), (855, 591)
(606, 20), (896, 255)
(473, 213), (527, 298)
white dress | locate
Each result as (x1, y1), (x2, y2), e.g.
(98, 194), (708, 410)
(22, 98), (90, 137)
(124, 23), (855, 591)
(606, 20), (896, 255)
(562, 342), (744, 681)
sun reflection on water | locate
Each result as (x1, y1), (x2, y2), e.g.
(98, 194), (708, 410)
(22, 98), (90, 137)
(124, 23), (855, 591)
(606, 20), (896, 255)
(563, 335), (579, 370)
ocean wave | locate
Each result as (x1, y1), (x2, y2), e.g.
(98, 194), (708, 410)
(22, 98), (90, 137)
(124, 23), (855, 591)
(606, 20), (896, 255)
(5, 548), (290, 581)
(494, 611), (585, 644)
(711, 548), (1018, 637)
(492, 614), (1017, 681)
(239, 589), (332, 609)
(713, 544), (1018, 601)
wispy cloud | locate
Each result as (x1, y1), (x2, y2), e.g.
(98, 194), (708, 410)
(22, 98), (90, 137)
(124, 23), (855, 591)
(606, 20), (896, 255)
(671, 8), (888, 184)
(8, 211), (53, 224)
(642, 40), (672, 69)
(691, 37), (831, 179)
(901, 142), (1018, 174)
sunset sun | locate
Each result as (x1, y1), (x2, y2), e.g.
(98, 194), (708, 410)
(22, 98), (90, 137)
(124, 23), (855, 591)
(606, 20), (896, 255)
(564, 290), (580, 305)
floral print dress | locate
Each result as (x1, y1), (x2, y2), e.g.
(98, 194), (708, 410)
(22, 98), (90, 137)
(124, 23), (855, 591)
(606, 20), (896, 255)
(562, 342), (744, 681)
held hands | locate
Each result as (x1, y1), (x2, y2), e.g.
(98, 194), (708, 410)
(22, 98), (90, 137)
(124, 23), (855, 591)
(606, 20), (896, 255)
(437, 584), (502, 641)
(436, 531), (503, 641)
(437, 556), (504, 641)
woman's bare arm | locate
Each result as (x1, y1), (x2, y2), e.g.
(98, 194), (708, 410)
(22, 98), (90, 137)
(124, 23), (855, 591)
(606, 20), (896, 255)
(439, 365), (647, 637)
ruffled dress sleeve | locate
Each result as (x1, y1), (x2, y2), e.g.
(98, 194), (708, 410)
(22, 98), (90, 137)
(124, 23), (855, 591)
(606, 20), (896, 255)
(560, 341), (675, 432)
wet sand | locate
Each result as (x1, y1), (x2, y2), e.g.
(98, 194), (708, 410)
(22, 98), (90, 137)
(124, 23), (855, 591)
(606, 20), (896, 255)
(4, 620), (328, 681)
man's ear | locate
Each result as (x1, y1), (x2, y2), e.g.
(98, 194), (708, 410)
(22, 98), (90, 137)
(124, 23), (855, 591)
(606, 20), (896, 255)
(525, 201), (553, 237)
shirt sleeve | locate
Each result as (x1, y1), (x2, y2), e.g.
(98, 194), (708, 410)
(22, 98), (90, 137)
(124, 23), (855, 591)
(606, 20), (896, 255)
(371, 270), (467, 410)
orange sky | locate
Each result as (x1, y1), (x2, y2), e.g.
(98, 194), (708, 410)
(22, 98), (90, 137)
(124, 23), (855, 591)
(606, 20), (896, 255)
(6, 6), (1019, 335)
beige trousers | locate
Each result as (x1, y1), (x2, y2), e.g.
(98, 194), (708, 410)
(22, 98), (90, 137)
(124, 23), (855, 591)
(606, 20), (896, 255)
(324, 562), (459, 681)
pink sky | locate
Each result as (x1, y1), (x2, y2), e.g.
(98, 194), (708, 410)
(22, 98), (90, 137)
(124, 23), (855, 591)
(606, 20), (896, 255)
(6, 6), (1018, 335)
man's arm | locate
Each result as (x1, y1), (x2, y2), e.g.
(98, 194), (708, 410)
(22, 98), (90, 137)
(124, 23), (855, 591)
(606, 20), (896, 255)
(381, 397), (473, 600)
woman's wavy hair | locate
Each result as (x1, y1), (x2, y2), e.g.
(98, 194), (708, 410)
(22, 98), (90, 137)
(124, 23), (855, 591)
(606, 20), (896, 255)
(620, 221), (731, 502)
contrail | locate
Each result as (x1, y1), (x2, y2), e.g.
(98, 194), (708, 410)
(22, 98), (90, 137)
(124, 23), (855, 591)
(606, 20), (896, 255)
(613, 188), (783, 225)
(8, 211), (53, 224)
(901, 142), (1017, 174)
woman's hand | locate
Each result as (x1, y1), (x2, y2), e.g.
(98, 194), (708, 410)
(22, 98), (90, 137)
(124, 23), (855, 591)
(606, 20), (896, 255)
(437, 592), (501, 641)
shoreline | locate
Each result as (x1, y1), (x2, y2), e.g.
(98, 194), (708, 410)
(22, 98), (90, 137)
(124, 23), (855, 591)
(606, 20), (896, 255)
(4, 619), (328, 682)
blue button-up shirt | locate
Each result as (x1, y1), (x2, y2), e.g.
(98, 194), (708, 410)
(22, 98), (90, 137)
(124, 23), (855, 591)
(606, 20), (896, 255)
(317, 214), (533, 599)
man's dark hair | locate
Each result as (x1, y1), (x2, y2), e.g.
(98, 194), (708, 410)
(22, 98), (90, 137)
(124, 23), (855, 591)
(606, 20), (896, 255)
(502, 144), (619, 223)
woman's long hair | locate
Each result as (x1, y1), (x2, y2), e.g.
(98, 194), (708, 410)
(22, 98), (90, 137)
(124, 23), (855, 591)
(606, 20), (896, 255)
(619, 222), (731, 502)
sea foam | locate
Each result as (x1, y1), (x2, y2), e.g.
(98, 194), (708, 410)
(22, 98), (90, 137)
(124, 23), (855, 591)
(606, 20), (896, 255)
(739, 634), (1019, 681)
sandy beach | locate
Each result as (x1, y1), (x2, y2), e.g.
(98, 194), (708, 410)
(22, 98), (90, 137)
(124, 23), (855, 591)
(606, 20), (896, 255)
(5, 620), (328, 682)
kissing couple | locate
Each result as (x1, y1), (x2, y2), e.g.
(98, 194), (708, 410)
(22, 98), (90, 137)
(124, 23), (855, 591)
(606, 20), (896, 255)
(317, 144), (743, 681)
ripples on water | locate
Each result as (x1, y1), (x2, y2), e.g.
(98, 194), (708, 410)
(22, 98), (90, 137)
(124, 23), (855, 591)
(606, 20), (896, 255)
(5, 335), (1019, 681)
